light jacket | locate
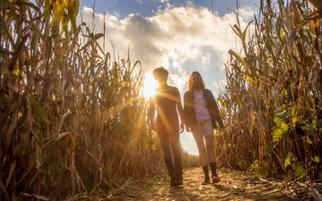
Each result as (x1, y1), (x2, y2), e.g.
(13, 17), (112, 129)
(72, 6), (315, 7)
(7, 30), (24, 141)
(183, 89), (224, 129)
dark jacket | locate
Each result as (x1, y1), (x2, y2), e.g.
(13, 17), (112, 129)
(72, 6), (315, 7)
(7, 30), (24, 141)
(183, 89), (224, 129)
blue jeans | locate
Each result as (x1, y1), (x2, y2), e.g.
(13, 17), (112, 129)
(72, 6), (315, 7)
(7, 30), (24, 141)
(157, 123), (183, 182)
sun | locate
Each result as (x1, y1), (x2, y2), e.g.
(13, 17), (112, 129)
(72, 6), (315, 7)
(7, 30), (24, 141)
(141, 72), (158, 99)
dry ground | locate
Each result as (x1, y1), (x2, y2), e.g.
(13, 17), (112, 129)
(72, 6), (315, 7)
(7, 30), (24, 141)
(100, 168), (322, 201)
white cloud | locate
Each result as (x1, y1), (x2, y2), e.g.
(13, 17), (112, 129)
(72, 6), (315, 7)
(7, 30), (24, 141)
(78, 6), (254, 92)
(201, 52), (211, 66)
(78, 6), (255, 155)
(159, 0), (172, 9)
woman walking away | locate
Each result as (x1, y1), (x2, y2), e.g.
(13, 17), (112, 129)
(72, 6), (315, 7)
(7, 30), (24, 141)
(183, 71), (224, 185)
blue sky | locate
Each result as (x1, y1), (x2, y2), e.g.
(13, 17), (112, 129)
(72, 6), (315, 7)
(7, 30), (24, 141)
(79, 0), (258, 155)
(80, 0), (258, 17)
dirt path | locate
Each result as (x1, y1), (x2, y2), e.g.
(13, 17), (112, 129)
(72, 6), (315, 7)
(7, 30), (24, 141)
(104, 168), (321, 201)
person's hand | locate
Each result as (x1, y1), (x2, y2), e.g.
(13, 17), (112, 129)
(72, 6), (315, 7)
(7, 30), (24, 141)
(179, 123), (184, 133)
(186, 127), (191, 132)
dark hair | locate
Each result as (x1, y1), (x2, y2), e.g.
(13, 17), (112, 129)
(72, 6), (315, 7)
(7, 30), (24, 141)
(153, 67), (168, 81)
(188, 71), (205, 90)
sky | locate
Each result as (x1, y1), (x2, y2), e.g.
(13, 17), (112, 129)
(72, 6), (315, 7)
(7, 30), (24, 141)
(78, 0), (259, 155)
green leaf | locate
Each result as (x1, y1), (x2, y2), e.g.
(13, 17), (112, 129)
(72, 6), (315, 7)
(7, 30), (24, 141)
(274, 116), (282, 127)
(273, 128), (285, 142)
(246, 75), (254, 84)
(12, 66), (21, 77)
(292, 116), (298, 126)
(294, 163), (306, 179)
(280, 122), (289, 132)
(279, 29), (286, 38)
(314, 156), (320, 163)
(284, 155), (292, 168)
(281, 89), (288, 96)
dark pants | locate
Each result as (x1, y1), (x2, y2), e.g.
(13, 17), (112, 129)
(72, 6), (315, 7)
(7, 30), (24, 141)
(157, 122), (183, 182)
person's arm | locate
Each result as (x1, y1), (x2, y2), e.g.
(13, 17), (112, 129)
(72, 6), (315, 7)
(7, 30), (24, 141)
(183, 92), (191, 132)
(208, 90), (224, 129)
(175, 88), (185, 133)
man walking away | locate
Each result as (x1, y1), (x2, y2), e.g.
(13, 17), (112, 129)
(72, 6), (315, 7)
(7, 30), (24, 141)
(150, 67), (185, 187)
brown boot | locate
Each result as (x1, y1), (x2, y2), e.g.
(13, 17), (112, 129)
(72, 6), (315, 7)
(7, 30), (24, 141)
(202, 166), (210, 185)
(209, 162), (220, 183)
(170, 175), (183, 187)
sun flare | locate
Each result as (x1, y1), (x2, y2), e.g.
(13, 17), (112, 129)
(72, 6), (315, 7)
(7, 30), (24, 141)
(142, 73), (158, 99)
